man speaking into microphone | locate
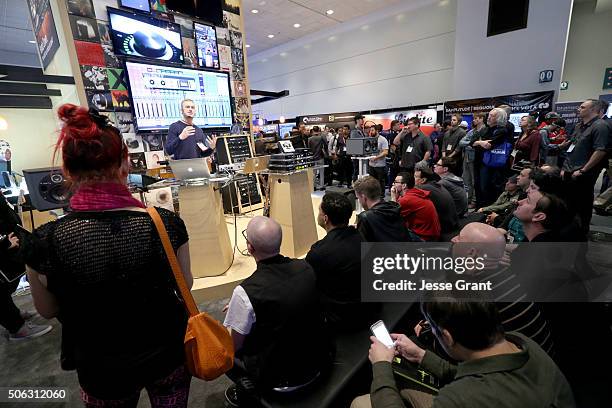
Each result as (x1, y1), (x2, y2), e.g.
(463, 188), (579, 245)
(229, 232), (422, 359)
(165, 99), (217, 160)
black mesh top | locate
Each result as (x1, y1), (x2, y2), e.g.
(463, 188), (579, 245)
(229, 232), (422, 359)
(28, 208), (189, 398)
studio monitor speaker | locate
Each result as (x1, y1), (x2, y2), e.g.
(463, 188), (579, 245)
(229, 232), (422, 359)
(346, 138), (379, 156)
(23, 167), (70, 211)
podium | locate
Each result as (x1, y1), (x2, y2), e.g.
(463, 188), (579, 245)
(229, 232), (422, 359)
(148, 179), (233, 277)
(268, 169), (318, 258)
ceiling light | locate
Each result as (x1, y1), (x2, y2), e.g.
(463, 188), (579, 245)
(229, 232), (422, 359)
(267, 34), (274, 38)
(28, 40), (36, 44)
(251, 9), (259, 13)
(245, 44), (251, 48)
(0, 116), (7, 131)
(280, 52), (288, 57)
(279, 116), (286, 123)
(326, 9), (334, 15)
(293, 23), (301, 28)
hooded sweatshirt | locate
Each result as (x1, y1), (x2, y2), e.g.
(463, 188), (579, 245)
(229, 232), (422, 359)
(356, 201), (421, 242)
(397, 189), (441, 241)
(440, 173), (468, 217)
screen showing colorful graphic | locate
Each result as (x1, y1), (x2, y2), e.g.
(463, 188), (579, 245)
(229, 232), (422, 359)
(108, 7), (183, 64)
(194, 22), (219, 69)
(125, 61), (232, 131)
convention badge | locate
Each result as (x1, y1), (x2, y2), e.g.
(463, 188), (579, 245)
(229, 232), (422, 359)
(567, 144), (576, 153)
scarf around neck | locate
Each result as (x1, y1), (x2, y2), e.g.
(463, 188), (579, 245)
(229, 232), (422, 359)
(70, 182), (145, 211)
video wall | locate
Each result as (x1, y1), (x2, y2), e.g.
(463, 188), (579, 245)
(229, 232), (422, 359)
(66, 0), (250, 173)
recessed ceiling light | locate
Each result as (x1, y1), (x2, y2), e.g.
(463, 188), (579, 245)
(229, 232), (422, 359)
(28, 40), (36, 44)
(267, 34), (275, 38)
(251, 9), (259, 13)
(293, 23), (301, 28)
(245, 44), (251, 48)
(326, 9), (334, 15)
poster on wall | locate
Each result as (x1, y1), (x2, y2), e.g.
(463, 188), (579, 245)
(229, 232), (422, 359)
(74, 40), (105, 67)
(69, 15), (100, 43)
(444, 91), (554, 117)
(600, 94), (612, 118)
(150, 0), (167, 13)
(115, 112), (135, 133)
(223, 0), (241, 15)
(66, 0), (95, 18)
(223, 11), (240, 31)
(85, 90), (113, 112)
(365, 108), (439, 136)
(26, 0), (60, 69)
(80, 65), (109, 90)
(554, 101), (581, 135)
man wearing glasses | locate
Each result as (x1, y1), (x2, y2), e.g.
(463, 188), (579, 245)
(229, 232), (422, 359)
(352, 300), (573, 408)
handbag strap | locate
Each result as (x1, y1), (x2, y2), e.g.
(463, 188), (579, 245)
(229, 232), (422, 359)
(147, 207), (199, 317)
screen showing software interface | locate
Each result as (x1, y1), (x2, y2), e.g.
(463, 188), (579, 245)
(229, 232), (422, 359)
(125, 61), (232, 131)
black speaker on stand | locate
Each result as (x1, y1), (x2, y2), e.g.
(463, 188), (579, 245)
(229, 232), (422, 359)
(23, 167), (70, 211)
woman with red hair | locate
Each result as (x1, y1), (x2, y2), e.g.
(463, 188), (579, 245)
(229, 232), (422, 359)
(26, 104), (193, 408)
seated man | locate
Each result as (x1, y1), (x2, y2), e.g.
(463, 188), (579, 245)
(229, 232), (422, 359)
(477, 175), (520, 215)
(353, 176), (421, 242)
(414, 167), (458, 236)
(306, 192), (379, 329)
(224, 216), (329, 406)
(390, 172), (441, 241)
(353, 301), (574, 408)
(434, 157), (467, 217)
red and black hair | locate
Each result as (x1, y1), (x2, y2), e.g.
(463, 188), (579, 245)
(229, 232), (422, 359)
(55, 104), (127, 183)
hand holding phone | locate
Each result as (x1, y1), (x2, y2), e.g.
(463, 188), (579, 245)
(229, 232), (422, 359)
(370, 320), (395, 348)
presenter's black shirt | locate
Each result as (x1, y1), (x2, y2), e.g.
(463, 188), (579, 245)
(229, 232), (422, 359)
(165, 120), (213, 160)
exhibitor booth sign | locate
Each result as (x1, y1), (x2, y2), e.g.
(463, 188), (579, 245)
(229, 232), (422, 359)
(444, 91), (554, 116)
(365, 107), (439, 136)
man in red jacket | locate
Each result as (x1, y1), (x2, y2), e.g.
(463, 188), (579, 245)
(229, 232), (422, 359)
(390, 171), (441, 241)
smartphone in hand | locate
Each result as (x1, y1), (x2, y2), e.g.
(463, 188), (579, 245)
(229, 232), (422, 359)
(370, 320), (395, 348)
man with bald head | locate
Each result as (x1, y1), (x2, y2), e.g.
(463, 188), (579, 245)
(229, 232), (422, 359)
(223, 216), (329, 406)
(450, 222), (554, 353)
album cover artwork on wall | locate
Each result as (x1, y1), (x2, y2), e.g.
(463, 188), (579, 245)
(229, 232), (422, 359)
(142, 134), (164, 151)
(107, 68), (127, 91)
(150, 0), (167, 13)
(144, 151), (165, 169)
(235, 113), (250, 129)
(99, 112), (117, 127)
(229, 30), (243, 49)
(231, 47), (243, 67)
(74, 40), (105, 67)
(69, 15), (100, 43)
(232, 80), (246, 97)
(80, 65), (109, 90)
(124, 133), (144, 153)
(112, 90), (131, 111)
(219, 45), (231, 70)
(234, 97), (249, 115)
(66, 0), (95, 18)
(231, 64), (245, 81)
(223, 11), (240, 31)
(85, 90), (113, 112)
(216, 28), (230, 46)
(223, 0), (240, 15)
(174, 16), (194, 39)
(115, 112), (135, 134)
(129, 152), (147, 173)
(102, 43), (122, 68)
(97, 22), (111, 45)
(182, 38), (198, 68)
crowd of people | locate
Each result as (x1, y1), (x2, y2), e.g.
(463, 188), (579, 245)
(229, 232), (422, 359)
(0, 98), (610, 408)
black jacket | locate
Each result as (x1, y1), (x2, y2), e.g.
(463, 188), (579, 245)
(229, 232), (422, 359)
(0, 191), (24, 282)
(356, 201), (421, 242)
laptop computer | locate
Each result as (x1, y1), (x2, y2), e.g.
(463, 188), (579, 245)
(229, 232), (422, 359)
(169, 158), (211, 180)
(242, 156), (270, 174)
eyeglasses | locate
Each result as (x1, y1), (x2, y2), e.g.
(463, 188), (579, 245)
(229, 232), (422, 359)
(392, 180), (402, 184)
(241, 229), (249, 243)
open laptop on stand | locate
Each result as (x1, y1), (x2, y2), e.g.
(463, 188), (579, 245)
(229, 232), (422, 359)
(168, 158), (211, 181)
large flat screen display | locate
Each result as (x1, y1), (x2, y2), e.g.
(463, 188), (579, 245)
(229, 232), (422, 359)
(108, 7), (183, 64)
(194, 22), (219, 69)
(125, 60), (232, 131)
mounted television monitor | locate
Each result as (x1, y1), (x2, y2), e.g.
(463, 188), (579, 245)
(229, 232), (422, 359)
(118, 0), (150, 13)
(279, 123), (296, 139)
(194, 22), (219, 69)
(509, 112), (528, 133)
(124, 60), (233, 132)
(107, 7), (183, 64)
(165, 0), (223, 26)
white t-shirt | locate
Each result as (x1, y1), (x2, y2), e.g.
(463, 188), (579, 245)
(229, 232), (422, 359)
(223, 285), (256, 335)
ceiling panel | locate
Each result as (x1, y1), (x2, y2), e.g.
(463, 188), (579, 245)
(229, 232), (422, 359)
(0, 0), (39, 66)
(242, 0), (403, 56)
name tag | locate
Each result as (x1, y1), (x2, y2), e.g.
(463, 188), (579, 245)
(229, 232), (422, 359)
(567, 144), (576, 153)
(406, 146), (413, 153)
(197, 142), (207, 151)
(511, 149), (518, 158)
(447, 144), (453, 151)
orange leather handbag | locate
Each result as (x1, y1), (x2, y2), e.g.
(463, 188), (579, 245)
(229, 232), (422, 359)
(148, 208), (234, 380)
